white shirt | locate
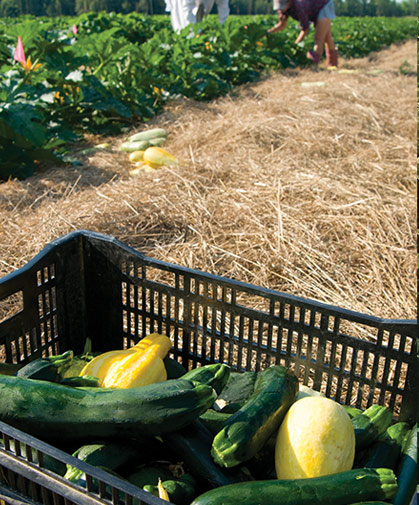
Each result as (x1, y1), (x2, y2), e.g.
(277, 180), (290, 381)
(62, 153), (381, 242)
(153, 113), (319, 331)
(165, 0), (229, 32)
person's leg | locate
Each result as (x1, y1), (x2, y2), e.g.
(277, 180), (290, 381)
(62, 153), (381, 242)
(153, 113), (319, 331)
(324, 25), (338, 67)
(324, 25), (335, 52)
(216, 0), (229, 24)
(195, 0), (205, 23)
(312, 17), (331, 57)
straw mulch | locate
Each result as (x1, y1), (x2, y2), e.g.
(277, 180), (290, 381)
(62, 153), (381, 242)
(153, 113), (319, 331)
(0, 39), (416, 323)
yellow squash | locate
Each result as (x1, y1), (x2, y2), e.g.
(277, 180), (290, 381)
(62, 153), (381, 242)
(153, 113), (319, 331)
(102, 334), (172, 389)
(143, 146), (179, 168)
(79, 333), (167, 384)
(275, 396), (355, 480)
(158, 478), (170, 501)
(128, 150), (145, 162)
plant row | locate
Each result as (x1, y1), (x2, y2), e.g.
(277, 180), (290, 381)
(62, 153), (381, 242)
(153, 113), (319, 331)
(0, 13), (416, 179)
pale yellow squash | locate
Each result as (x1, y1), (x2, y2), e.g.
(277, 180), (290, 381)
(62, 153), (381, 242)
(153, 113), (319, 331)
(275, 396), (355, 480)
(143, 146), (179, 168)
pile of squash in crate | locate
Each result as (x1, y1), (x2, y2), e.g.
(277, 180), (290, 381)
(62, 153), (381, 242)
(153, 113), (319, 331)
(0, 333), (416, 505)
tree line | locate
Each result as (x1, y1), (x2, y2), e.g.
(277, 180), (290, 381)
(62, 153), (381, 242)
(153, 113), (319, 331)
(0, 0), (415, 17)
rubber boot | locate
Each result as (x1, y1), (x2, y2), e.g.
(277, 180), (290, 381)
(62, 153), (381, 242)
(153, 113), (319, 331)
(306, 50), (321, 64)
(326, 48), (338, 68)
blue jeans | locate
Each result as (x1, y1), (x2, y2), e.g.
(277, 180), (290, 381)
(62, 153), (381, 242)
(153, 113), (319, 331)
(317, 0), (336, 20)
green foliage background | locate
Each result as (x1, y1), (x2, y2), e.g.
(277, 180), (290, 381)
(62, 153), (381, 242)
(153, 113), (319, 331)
(0, 0), (416, 17)
(0, 13), (416, 180)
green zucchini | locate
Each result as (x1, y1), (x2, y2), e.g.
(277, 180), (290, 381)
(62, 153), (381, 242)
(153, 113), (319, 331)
(16, 351), (74, 382)
(120, 140), (151, 152)
(352, 404), (393, 451)
(148, 137), (167, 147)
(127, 463), (174, 488)
(64, 441), (144, 483)
(163, 420), (242, 489)
(392, 423), (417, 505)
(211, 365), (298, 468)
(190, 468), (398, 505)
(363, 422), (410, 470)
(182, 363), (231, 395)
(0, 375), (217, 443)
(60, 354), (97, 378)
(348, 503), (393, 505)
(143, 473), (197, 504)
(199, 410), (232, 436)
(214, 370), (257, 413)
(164, 357), (187, 379)
(127, 128), (168, 143)
(59, 375), (101, 387)
(343, 405), (363, 419)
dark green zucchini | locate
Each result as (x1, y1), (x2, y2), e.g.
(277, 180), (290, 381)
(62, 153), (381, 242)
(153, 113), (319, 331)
(126, 462), (174, 488)
(64, 441), (144, 482)
(181, 363), (231, 395)
(190, 468), (398, 505)
(16, 351), (74, 382)
(392, 423), (417, 505)
(143, 473), (197, 504)
(199, 410), (232, 436)
(164, 357), (187, 379)
(59, 375), (101, 387)
(0, 375), (217, 443)
(363, 422), (410, 470)
(352, 404), (393, 451)
(244, 433), (277, 480)
(214, 370), (257, 413)
(211, 365), (298, 468)
(163, 419), (242, 489)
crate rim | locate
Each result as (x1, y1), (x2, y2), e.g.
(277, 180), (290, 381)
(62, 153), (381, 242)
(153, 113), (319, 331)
(0, 229), (416, 331)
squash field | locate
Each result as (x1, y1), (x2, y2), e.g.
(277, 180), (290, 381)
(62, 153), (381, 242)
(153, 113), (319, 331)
(0, 13), (416, 179)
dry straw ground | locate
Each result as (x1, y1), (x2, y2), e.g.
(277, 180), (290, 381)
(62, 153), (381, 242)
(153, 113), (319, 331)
(0, 39), (417, 322)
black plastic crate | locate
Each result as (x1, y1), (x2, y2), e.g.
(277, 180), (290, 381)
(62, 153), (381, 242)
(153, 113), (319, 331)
(0, 230), (417, 505)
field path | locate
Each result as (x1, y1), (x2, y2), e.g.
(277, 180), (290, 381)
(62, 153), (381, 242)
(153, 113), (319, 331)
(0, 39), (416, 320)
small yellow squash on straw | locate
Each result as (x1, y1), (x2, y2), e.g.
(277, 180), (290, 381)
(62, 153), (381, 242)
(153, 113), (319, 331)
(128, 150), (145, 162)
(143, 146), (179, 169)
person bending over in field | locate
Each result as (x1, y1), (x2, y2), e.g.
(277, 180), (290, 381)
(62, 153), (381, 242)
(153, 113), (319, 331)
(267, 0), (338, 68)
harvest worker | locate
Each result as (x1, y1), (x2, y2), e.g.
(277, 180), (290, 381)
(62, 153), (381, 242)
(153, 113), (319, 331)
(165, 0), (197, 33)
(165, 0), (229, 33)
(194, 0), (230, 25)
(267, 0), (338, 68)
